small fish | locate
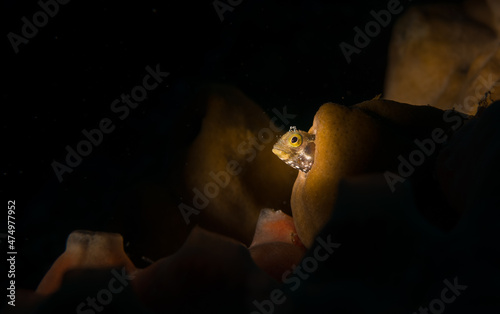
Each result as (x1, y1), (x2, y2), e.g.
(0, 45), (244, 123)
(272, 126), (315, 173)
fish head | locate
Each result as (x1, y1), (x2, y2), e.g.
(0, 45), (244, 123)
(272, 126), (315, 173)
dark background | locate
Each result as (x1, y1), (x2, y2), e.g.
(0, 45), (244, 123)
(2, 0), (460, 292)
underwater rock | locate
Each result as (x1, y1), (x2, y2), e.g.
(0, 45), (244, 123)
(36, 230), (136, 296)
(290, 100), (453, 248)
(183, 85), (297, 245)
(385, 2), (500, 115)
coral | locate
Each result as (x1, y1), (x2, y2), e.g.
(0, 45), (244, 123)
(288, 104), (500, 313)
(183, 85), (297, 245)
(291, 100), (452, 247)
(248, 209), (306, 281)
(16, 227), (281, 313)
(36, 230), (136, 296)
(385, 1), (500, 115)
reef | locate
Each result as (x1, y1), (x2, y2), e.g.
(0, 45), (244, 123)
(14, 94), (500, 313)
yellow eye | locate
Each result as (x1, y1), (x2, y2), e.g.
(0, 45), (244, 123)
(289, 133), (302, 147)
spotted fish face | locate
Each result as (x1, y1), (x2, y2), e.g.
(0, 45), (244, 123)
(272, 126), (315, 173)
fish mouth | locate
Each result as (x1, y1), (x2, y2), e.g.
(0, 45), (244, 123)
(272, 147), (290, 160)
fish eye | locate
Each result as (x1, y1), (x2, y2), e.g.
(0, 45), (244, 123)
(289, 134), (302, 147)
